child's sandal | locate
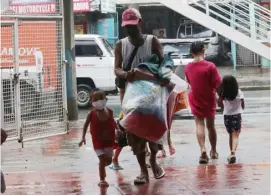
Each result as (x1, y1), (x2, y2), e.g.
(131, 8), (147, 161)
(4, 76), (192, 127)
(227, 154), (236, 164)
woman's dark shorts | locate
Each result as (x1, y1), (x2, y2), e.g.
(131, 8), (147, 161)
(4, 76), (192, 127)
(224, 113), (242, 134)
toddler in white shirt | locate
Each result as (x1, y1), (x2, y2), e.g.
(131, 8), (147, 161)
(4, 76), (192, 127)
(218, 75), (245, 164)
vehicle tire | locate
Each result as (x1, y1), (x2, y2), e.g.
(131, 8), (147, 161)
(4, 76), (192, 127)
(77, 84), (93, 108)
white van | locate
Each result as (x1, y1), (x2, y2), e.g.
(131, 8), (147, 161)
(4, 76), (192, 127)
(75, 34), (117, 108)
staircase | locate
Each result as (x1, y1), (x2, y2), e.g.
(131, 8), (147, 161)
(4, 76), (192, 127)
(116, 0), (271, 60)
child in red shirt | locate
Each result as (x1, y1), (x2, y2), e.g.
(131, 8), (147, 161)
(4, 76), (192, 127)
(79, 89), (120, 187)
(184, 41), (221, 164)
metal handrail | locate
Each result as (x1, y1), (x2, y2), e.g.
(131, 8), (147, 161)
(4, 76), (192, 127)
(190, 0), (270, 42)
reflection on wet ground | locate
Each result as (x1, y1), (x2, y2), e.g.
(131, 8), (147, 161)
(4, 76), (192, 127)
(1, 114), (270, 195)
(2, 164), (270, 195)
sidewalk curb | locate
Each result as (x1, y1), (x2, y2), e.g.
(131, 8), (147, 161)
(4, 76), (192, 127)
(240, 85), (270, 91)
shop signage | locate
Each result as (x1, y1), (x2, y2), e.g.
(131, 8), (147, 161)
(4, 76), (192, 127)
(73, 0), (90, 13)
(8, 0), (91, 14)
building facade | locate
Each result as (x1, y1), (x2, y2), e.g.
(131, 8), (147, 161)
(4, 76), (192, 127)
(3, 0), (119, 47)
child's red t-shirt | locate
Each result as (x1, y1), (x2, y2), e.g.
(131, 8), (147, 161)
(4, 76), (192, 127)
(90, 108), (117, 150)
(185, 60), (221, 118)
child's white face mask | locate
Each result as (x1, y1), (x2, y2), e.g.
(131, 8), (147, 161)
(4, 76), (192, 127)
(92, 99), (107, 110)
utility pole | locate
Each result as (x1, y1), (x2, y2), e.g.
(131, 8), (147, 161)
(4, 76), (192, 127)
(63, 0), (78, 121)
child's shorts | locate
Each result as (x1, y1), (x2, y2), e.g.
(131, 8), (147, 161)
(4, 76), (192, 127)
(224, 113), (242, 134)
(94, 147), (114, 157)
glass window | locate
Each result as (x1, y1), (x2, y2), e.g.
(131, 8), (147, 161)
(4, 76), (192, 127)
(178, 23), (215, 39)
(162, 43), (191, 56)
(75, 41), (103, 57)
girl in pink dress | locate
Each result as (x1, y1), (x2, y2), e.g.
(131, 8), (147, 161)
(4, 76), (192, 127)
(184, 41), (221, 164)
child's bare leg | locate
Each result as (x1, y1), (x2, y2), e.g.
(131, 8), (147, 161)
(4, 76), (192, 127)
(228, 131), (240, 164)
(112, 147), (122, 164)
(231, 131), (240, 154)
(105, 156), (112, 167)
(98, 156), (106, 180)
(98, 155), (109, 186)
(229, 134), (233, 152)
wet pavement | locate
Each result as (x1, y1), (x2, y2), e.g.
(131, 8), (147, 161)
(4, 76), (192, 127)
(79, 90), (271, 118)
(1, 108), (270, 195)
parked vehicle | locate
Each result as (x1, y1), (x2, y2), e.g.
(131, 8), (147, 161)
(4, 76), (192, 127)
(160, 39), (194, 67)
(176, 20), (232, 66)
(75, 34), (117, 108)
(160, 39), (194, 79)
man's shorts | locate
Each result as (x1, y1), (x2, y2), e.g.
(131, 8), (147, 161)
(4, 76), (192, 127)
(224, 113), (242, 134)
(127, 133), (162, 155)
(94, 147), (114, 157)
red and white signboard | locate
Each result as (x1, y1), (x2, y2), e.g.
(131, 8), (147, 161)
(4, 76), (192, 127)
(8, 0), (90, 14)
(73, 0), (90, 13)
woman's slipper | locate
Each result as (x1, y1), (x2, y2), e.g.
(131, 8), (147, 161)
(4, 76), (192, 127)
(199, 152), (209, 164)
(210, 151), (219, 159)
(109, 163), (123, 170)
(227, 154), (236, 164)
(98, 180), (109, 187)
(169, 146), (176, 155)
(134, 174), (149, 185)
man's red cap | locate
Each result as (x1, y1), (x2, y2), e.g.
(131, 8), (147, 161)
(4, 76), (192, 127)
(122, 8), (142, 27)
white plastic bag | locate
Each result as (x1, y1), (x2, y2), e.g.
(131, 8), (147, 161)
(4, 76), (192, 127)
(120, 80), (169, 144)
(170, 73), (188, 93)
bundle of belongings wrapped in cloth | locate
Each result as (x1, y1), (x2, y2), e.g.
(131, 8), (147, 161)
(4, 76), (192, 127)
(120, 53), (189, 144)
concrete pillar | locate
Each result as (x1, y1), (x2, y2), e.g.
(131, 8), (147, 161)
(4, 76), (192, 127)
(63, 0), (78, 121)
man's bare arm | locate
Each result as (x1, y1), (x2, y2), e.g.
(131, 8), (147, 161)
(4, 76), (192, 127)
(152, 36), (164, 63)
(114, 41), (127, 79)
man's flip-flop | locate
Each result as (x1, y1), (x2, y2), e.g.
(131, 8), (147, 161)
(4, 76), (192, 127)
(134, 174), (149, 185)
(153, 166), (165, 179)
(150, 161), (165, 179)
